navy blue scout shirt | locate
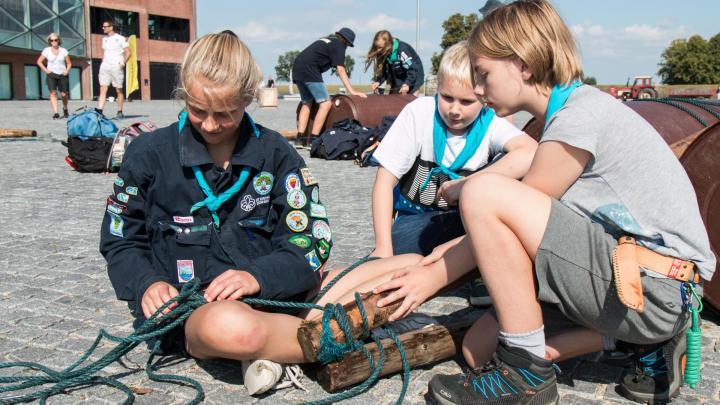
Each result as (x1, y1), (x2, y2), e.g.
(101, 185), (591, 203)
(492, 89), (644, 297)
(375, 40), (424, 93)
(292, 36), (346, 83)
(100, 117), (332, 310)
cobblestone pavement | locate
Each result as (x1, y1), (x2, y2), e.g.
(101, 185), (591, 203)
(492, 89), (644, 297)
(0, 100), (718, 404)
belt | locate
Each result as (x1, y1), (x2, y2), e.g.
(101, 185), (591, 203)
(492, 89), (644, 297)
(618, 236), (700, 283)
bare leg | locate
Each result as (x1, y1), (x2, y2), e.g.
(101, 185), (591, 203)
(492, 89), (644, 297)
(98, 85), (108, 110)
(49, 91), (58, 114)
(459, 173), (551, 334)
(60, 91), (68, 110)
(297, 102), (311, 134)
(116, 87), (124, 112)
(185, 254), (422, 363)
(310, 100), (332, 135)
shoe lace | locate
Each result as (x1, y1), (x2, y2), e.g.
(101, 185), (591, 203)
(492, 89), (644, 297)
(462, 354), (504, 387)
(275, 364), (307, 392)
(634, 346), (668, 378)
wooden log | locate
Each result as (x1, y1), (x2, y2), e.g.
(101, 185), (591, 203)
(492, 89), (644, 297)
(0, 129), (37, 138)
(316, 319), (472, 393)
(297, 290), (402, 362)
(279, 129), (298, 139)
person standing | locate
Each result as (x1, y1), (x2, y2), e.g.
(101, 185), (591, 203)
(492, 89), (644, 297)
(366, 30), (424, 96)
(293, 27), (366, 145)
(37, 33), (71, 119)
(97, 20), (130, 119)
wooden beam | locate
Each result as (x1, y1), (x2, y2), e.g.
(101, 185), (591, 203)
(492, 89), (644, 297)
(0, 129), (37, 138)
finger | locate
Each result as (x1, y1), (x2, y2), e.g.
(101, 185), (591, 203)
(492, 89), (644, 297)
(377, 288), (406, 308)
(389, 297), (414, 322)
(204, 279), (223, 301)
(373, 279), (403, 298)
(228, 289), (245, 301)
(159, 290), (173, 314)
(418, 253), (440, 266)
(217, 284), (239, 301)
(142, 301), (152, 319)
(151, 295), (166, 317)
(390, 269), (409, 280)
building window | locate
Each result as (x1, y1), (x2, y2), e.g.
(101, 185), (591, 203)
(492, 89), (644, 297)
(0, 63), (11, 99)
(24, 65), (41, 99)
(90, 6), (139, 37)
(148, 15), (189, 43)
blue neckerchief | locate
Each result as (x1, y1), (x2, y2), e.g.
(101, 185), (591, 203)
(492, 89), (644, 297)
(388, 39), (399, 63)
(178, 111), (261, 226)
(544, 81), (582, 133)
(420, 96), (495, 191)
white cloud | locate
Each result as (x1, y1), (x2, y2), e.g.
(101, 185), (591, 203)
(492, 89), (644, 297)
(333, 13), (418, 34)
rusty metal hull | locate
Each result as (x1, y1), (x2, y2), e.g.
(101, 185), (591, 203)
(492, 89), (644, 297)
(680, 122), (720, 310)
(296, 94), (416, 136)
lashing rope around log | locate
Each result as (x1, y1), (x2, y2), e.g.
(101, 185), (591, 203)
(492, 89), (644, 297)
(0, 256), (412, 405)
(633, 98), (710, 126)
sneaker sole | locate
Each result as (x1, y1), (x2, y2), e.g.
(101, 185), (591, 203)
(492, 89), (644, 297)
(430, 387), (560, 405)
(468, 296), (493, 307)
(617, 335), (686, 404)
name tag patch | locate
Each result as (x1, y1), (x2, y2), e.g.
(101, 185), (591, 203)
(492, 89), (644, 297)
(173, 216), (194, 224)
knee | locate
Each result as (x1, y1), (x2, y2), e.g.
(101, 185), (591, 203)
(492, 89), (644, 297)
(459, 173), (512, 217)
(317, 101), (331, 110)
(60, 92), (67, 98)
(187, 303), (267, 358)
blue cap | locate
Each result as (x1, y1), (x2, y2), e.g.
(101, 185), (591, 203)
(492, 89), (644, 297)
(336, 27), (355, 47)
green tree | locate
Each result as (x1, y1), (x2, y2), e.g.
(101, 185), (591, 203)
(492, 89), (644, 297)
(431, 13), (479, 74)
(658, 34), (717, 84)
(331, 55), (356, 78)
(274, 50), (299, 82)
(583, 76), (597, 85)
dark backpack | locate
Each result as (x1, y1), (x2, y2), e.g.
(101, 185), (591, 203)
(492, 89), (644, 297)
(310, 119), (372, 160)
(64, 107), (119, 173)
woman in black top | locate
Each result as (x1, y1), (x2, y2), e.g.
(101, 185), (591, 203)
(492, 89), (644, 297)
(366, 30), (424, 96)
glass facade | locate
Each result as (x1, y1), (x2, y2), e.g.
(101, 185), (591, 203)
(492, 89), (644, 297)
(0, 0), (86, 56)
(148, 14), (189, 43)
(0, 63), (11, 99)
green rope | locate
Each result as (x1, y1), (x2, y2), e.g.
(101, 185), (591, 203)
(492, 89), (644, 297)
(684, 282), (703, 388)
(664, 98), (720, 121)
(633, 98), (708, 126)
(0, 256), (412, 405)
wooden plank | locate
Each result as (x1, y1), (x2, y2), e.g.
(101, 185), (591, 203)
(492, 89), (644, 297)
(0, 129), (37, 138)
(316, 319), (473, 392)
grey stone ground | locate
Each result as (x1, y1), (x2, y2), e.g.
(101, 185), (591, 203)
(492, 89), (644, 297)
(0, 99), (718, 404)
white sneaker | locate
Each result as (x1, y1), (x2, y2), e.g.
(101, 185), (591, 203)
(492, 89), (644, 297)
(241, 359), (306, 396)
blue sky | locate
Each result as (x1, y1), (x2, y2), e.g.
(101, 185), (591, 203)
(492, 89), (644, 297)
(197, 0), (719, 85)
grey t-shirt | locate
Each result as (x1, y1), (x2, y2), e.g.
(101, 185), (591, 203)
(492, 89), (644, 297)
(542, 85), (716, 281)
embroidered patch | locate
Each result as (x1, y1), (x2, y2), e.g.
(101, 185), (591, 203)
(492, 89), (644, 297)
(286, 210), (309, 232)
(312, 220), (332, 242)
(289, 235), (312, 249)
(117, 193), (130, 203)
(108, 212), (124, 237)
(287, 189), (307, 210)
(300, 167), (317, 186)
(315, 239), (331, 261)
(107, 197), (127, 215)
(240, 194), (257, 212)
(311, 187), (319, 203)
(253, 172), (274, 196)
(114, 177), (124, 187)
(173, 216), (194, 224)
(125, 186), (138, 196)
(285, 173), (301, 192)
(177, 260), (195, 282)
(309, 203), (327, 219)
(305, 250), (322, 272)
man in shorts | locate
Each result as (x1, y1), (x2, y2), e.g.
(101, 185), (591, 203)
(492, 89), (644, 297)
(97, 21), (130, 119)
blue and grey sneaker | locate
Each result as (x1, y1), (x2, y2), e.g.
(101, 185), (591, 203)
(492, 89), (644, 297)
(370, 313), (437, 340)
(469, 278), (493, 307)
(428, 342), (559, 404)
(617, 333), (686, 404)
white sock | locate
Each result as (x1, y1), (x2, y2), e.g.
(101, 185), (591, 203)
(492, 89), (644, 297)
(499, 325), (546, 358)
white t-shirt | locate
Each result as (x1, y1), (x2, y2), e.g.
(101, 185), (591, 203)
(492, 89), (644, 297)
(41, 47), (69, 74)
(102, 33), (129, 66)
(374, 96), (523, 209)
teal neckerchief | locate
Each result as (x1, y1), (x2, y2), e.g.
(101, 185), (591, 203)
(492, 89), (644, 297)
(420, 96), (495, 191)
(178, 111), (261, 226)
(387, 39), (399, 63)
(544, 80), (582, 133)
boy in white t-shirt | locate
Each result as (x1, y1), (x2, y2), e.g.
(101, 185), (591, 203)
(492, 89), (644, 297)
(97, 20), (130, 119)
(370, 41), (537, 260)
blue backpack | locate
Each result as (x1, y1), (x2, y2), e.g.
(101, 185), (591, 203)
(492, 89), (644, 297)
(67, 107), (118, 140)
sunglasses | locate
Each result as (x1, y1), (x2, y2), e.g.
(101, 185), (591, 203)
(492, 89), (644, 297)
(102, 25), (110, 28)
(49, 38), (59, 42)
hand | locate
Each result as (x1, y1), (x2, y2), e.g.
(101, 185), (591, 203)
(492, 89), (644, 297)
(44, 68), (51, 75)
(398, 84), (410, 94)
(204, 269), (260, 302)
(62, 71), (69, 76)
(373, 263), (444, 321)
(371, 82), (380, 92)
(352, 91), (368, 98)
(418, 236), (464, 266)
(437, 178), (465, 206)
(369, 245), (393, 258)
(141, 281), (179, 319)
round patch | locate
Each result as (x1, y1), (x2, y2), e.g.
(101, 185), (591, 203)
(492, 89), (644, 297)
(285, 173), (301, 192)
(253, 172), (274, 196)
(288, 235), (312, 249)
(312, 220), (332, 242)
(287, 189), (307, 210)
(311, 187), (319, 203)
(286, 210), (309, 233)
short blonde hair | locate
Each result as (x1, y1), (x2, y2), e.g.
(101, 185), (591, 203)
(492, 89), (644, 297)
(46, 33), (62, 45)
(437, 40), (473, 88)
(468, 0), (582, 91)
(176, 30), (262, 106)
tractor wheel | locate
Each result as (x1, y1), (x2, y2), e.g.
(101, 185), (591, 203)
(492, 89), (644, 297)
(638, 88), (657, 99)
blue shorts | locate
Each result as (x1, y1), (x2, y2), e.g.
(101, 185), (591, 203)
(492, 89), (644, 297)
(391, 210), (465, 256)
(296, 81), (329, 104)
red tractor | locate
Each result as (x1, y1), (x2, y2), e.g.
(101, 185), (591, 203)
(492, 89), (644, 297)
(608, 76), (658, 101)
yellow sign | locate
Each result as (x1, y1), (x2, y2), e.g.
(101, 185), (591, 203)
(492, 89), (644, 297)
(125, 35), (139, 98)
